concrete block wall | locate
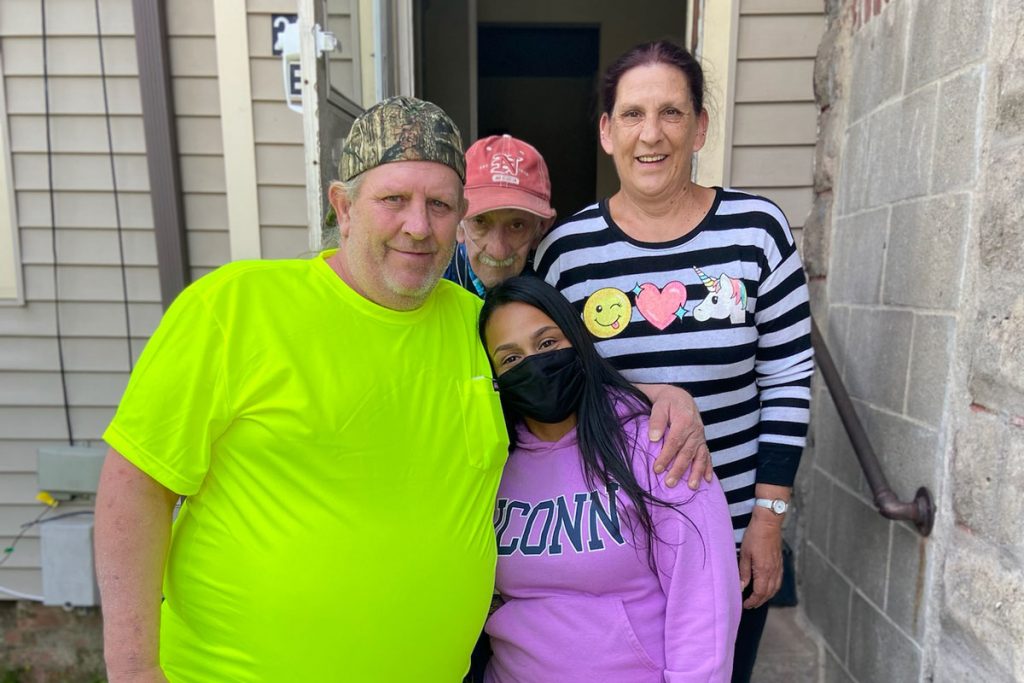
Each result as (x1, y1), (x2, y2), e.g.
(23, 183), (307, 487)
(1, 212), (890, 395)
(800, 0), (1024, 681)
(936, 0), (1024, 675)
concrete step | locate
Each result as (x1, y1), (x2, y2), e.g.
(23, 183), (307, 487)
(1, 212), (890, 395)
(751, 607), (823, 683)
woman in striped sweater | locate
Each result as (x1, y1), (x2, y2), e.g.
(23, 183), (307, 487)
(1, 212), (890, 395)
(532, 40), (814, 683)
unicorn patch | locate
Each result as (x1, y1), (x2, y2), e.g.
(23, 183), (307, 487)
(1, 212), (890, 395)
(692, 267), (748, 324)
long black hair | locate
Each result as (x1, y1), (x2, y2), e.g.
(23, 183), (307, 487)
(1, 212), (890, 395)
(480, 276), (689, 569)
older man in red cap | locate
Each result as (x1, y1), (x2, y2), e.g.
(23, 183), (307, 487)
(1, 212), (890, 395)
(444, 134), (557, 296)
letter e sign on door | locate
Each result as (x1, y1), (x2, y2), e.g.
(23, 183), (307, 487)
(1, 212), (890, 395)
(272, 14), (302, 107)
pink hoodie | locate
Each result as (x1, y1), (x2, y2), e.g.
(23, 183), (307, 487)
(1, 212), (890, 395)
(484, 409), (741, 682)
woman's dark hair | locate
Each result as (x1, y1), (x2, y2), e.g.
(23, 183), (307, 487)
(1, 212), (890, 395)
(480, 276), (690, 570)
(601, 40), (705, 116)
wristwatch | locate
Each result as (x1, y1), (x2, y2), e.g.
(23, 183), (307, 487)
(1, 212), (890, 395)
(754, 498), (789, 515)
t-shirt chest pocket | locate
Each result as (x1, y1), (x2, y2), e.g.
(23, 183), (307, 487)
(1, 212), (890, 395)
(460, 376), (510, 472)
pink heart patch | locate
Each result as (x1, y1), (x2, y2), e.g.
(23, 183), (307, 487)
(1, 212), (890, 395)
(635, 281), (687, 331)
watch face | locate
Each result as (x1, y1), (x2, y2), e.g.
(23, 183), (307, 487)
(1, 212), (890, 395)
(772, 499), (787, 514)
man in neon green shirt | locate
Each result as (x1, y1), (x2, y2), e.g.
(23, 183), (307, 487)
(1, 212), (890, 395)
(95, 97), (509, 682)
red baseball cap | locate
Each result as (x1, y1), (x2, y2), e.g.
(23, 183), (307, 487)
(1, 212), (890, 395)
(464, 134), (556, 220)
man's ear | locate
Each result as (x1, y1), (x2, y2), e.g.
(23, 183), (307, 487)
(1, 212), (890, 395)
(456, 222), (468, 245)
(328, 183), (353, 238)
(534, 215), (557, 247)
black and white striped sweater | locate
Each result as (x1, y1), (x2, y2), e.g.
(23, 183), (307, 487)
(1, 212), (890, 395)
(534, 188), (814, 544)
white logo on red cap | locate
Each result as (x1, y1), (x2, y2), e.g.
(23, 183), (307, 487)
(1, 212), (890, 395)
(489, 152), (526, 185)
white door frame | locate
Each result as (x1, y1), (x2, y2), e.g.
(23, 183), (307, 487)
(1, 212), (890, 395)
(692, 0), (739, 188)
(300, 0), (419, 249)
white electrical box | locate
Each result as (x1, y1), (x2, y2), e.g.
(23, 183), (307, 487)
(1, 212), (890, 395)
(40, 516), (99, 607)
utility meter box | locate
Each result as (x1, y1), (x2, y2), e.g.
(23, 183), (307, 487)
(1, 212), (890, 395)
(40, 516), (99, 607)
(37, 445), (106, 499)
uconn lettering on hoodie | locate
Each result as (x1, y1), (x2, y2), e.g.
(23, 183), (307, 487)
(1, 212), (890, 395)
(493, 482), (625, 556)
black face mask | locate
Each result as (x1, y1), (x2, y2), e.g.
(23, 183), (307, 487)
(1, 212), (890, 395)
(496, 347), (585, 424)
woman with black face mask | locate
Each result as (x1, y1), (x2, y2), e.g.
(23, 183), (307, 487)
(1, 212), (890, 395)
(478, 276), (740, 683)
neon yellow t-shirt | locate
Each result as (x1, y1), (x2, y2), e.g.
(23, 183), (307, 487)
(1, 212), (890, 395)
(104, 251), (509, 682)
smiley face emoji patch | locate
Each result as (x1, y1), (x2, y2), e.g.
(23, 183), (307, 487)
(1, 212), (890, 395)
(582, 287), (631, 339)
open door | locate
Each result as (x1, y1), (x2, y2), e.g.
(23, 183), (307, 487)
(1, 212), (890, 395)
(296, 0), (361, 250)
(298, 0), (417, 250)
(418, 1), (695, 214)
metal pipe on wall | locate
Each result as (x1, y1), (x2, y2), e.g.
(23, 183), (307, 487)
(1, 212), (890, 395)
(811, 320), (935, 537)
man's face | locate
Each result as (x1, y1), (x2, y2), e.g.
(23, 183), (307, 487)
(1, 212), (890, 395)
(331, 161), (465, 311)
(458, 208), (547, 289)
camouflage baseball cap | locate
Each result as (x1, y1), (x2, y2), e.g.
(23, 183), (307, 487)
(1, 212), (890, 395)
(338, 96), (466, 182)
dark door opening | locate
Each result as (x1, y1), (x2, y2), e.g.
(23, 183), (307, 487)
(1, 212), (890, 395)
(477, 25), (601, 220)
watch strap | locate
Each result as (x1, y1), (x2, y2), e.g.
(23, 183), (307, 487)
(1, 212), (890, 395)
(754, 497), (789, 515)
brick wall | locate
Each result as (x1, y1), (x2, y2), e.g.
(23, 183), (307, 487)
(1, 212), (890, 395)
(0, 602), (104, 683)
(851, 0), (893, 28)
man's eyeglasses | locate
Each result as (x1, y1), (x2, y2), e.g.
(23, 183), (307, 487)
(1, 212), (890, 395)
(463, 216), (539, 250)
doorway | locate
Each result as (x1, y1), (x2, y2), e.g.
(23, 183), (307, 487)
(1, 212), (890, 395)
(476, 25), (600, 219)
(416, 0), (692, 218)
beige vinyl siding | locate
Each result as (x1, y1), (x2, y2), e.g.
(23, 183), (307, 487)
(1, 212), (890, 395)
(0, 0), (233, 600)
(731, 0), (824, 240)
(741, 0), (824, 12)
(169, 0), (231, 276)
(326, 0), (364, 106)
(0, 0), (155, 598)
(246, 3), (314, 259)
(0, 454), (47, 577)
(0, 0), (315, 597)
